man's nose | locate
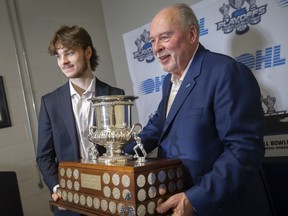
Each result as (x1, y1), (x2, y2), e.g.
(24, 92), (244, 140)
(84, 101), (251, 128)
(152, 40), (164, 55)
(59, 55), (69, 64)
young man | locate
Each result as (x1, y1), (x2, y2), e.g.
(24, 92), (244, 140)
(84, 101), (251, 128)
(36, 25), (124, 216)
(125, 4), (274, 216)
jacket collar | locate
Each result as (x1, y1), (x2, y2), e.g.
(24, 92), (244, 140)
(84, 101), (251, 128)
(161, 44), (206, 138)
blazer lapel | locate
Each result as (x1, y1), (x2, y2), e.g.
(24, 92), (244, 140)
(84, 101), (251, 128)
(57, 82), (79, 157)
(161, 44), (206, 138)
(162, 75), (172, 116)
(95, 77), (109, 96)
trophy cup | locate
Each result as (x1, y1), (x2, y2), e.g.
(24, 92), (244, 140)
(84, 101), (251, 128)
(88, 95), (147, 164)
(50, 95), (184, 216)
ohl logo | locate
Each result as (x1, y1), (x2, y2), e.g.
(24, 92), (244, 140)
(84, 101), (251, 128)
(133, 29), (155, 63)
(216, 0), (267, 35)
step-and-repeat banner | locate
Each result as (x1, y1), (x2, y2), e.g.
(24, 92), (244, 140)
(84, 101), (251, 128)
(123, 0), (288, 157)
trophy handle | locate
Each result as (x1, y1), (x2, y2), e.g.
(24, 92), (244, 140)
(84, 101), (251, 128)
(128, 123), (142, 136)
(88, 126), (98, 142)
(89, 126), (97, 134)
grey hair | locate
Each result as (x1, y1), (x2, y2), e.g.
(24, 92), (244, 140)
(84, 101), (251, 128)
(170, 3), (200, 36)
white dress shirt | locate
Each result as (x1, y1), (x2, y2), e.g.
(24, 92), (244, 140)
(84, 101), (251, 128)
(70, 78), (98, 160)
(166, 45), (199, 116)
(53, 78), (97, 194)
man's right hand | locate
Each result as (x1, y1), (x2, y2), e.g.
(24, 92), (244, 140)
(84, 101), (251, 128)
(51, 192), (66, 210)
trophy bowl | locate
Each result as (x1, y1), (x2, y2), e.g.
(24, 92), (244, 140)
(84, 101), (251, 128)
(88, 95), (142, 163)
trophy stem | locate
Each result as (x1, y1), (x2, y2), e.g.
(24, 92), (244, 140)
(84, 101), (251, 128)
(98, 144), (133, 164)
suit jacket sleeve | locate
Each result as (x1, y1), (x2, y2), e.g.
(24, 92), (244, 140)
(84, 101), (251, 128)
(184, 60), (265, 215)
(36, 96), (59, 192)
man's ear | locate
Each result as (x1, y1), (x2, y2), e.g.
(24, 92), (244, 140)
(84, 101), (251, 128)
(189, 25), (198, 44)
(85, 46), (92, 59)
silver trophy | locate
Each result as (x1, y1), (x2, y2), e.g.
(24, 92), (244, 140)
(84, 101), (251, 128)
(88, 95), (147, 164)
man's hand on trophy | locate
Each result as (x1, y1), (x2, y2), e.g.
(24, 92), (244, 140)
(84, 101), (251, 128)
(156, 192), (195, 216)
(51, 191), (66, 210)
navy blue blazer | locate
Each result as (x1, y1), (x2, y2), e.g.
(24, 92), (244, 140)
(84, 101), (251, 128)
(36, 78), (124, 215)
(126, 44), (273, 216)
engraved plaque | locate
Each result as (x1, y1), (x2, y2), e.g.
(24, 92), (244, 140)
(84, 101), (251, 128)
(122, 174), (130, 187)
(60, 168), (65, 177)
(158, 170), (166, 182)
(177, 167), (183, 178)
(94, 197), (100, 209)
(62, 190), (67, 201)
(80, 194), (85, 206)
(137, 188), (146, 202)
(81, 173), (101, 190)
(68, 192), (73, 202)
(177, 179), (184, 190)
(103, 173), (110, 184)
(73, 169), (79, 179)
(137, 174), (146, 188)
(122, 189), (131, 201)
(168, 169), (175, 180)
(117, 203), (125, 214)
(74, 193), (79, 204)
(147, 201), (156, 214)
(109, 201), (117, 214)
(148, 172), (156, 185)
(137, 204), (146, 216)
(112, 187), (121, 200)
(112, 174), (120, 186)
(148, 186), (157, 199)
(60, 178), (65, 188)
(67, 180), (72, 190)
(168, 181), (176, 193)
(66, 168), (72, 178)
(103, 186), (111, 198)
(101, 199), (108, 211)
(74, 181), (80, 191)
(87, 196), (93, 207)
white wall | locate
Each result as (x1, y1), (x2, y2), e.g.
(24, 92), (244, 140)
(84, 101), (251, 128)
(0, 0), (200, 215)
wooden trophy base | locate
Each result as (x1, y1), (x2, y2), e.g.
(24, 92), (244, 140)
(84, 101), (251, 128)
(50, 158), (184, 216)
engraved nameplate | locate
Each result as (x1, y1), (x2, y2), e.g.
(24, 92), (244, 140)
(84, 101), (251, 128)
(81, 173), (101, 190)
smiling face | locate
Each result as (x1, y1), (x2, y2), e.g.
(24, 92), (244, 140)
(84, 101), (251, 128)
(55, 43), (92, 79)
(149, 7), (198, 77)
